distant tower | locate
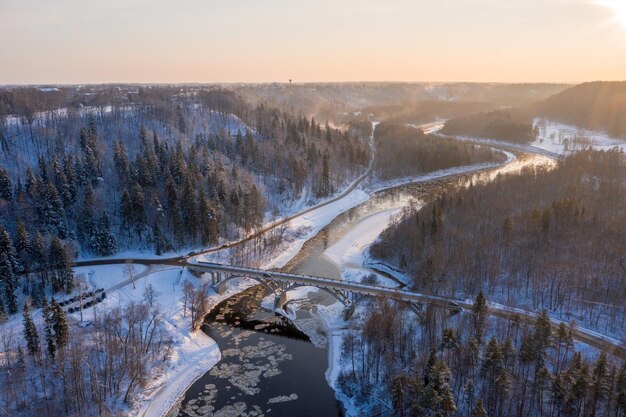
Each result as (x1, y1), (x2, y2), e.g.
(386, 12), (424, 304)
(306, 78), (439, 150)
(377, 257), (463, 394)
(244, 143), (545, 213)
(289, 79), (292, 85)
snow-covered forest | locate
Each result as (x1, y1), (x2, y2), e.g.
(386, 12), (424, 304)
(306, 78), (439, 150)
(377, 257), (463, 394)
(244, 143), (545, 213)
(371, 149), (626, 337)
(352, 148), (626, 416)
(339, 295), (626, 417)
(0, 86), (370, 259)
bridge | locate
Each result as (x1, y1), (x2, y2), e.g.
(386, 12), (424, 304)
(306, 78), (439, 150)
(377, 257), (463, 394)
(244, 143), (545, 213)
(187, 261), (462, 318)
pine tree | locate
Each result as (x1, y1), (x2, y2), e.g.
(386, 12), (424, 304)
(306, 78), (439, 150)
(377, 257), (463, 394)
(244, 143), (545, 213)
(38, 182), (67, 238)
(77, 183), (96, 246)
(152, 222), (168, 255)
(473, 291), (488, 342)
(43, 301), (56, 360)
(482, 337), (503, 377)
(30, 231), (45, 269)
(120, 188), (133, 233)
(534, 309), (552, 359)
(0, 225), (21, 272)
(63, 154), (77, 203)
(131, 182), (145, 235)
(392, 375), (406, 416)
(0, 296), (6, 323)
(590, 352), (610, 414)
(49, 237), (74, 293)
(0, 167), (12, 201)
(113, 140), (130, 184)
(0, 253), (18, 314)
(320, 151), (331, 197)
(92, 212), (117, 256)
(471, 399), (488, 417)
(23, 302), (40, 356)
(424, 360), (457, 417)
(198, 193), (219, 246)
(14, 219), (30, 254)
(51, 299), (69, 350)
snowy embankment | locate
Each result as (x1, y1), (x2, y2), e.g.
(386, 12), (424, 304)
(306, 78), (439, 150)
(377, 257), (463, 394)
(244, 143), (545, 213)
(69, 265), (221, 417)
(366, 152), (515, 194)
(323, 209), (405, 288)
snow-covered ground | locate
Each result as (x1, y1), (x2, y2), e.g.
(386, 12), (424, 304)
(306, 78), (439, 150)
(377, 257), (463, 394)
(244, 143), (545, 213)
(533, 118), (626, 154)
(7, 117), (614, 417)
(323, 208), (406, 288)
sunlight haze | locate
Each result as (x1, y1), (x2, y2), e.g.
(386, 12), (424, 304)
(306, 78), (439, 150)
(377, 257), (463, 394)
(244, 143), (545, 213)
(1, 0), (625, 84)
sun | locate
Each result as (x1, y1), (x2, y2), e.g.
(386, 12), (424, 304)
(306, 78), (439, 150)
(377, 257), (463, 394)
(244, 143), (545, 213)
(595, 0), (626, 27)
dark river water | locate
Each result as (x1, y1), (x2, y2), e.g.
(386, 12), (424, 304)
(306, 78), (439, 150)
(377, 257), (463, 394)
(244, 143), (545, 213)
(174, 285), (342, 417)
(173, 154), (545, 417)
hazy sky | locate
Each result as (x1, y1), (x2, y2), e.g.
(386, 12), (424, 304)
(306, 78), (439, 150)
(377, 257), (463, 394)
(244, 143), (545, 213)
(1, 0), (625, 84)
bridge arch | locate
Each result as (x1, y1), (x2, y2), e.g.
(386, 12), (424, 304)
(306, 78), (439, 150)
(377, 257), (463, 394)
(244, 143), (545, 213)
(275, 283), (352, 309)
(214, 273), (279, 295)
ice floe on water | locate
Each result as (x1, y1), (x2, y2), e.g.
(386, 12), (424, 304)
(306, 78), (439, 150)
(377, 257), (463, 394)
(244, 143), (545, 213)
(267, 393), (299, 404)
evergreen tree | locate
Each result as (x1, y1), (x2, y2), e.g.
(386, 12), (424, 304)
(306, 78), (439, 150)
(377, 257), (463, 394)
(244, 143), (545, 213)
(51, 299), (69, 350)
(77, 183), (96, 246)
(38, 182), (67, 238)
(590, 352), (610, 414)
(0, 167), (12, 201)
(423, 360), (457, 417)
(63, 154), (77, 203)
(120, 188), (133, 233)
(92, 212), (117, 256)
(131, 182), (145, 235)
(0, 253), (18, 314)
(14, 219), (30, 255)
(392, 375), (406, 416)
(0, 297), (6, 322)
(43, 301), (56, 360)
(534, 309), (552, 359)
(0, 225), (21, 272)
(49, 237), (74, 293)
(30, 231), (45, 270)
(471, 399), (488, 417)
(22, 302), (40, 356)
(482, 337), (503, 376)
(473, 291), (488, 342)
(152, 222), (169, 255)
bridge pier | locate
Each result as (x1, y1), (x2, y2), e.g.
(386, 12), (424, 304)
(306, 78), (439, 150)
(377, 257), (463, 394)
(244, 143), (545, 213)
(274, 291), (290, 311)
(408, 302), (423, 316)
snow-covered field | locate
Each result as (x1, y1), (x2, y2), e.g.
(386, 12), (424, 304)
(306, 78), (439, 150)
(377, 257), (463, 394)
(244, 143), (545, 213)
(533, 118), (626, 154)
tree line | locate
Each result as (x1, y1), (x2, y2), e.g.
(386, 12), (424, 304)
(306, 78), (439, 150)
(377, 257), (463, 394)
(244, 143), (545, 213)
(373, 123), (506, 181)
(339, 294), (626, 417)
(371, 148), (626, 342)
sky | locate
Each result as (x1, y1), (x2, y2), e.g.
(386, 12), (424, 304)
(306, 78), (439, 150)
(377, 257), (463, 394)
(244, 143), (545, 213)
(1, 0), (626, 84)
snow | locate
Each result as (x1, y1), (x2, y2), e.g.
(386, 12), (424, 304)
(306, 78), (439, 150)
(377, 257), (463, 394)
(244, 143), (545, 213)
(131, 271), (257, 417)
(7, 117), (617, 416)
(368, 156), (514, 194)
(199, 187), (371, 271)
(532, 118), (626, 154)
(323, 208), (405, 287)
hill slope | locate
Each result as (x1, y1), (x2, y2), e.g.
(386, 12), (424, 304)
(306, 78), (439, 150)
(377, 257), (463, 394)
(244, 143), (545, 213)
(533, 81), (626, 138)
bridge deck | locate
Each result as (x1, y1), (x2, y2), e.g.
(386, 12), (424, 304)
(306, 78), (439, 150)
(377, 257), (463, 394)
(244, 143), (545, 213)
(187, 261), (461, 308)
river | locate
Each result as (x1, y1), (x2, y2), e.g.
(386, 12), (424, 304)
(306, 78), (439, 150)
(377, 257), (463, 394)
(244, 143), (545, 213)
(172, 152), (555, 417)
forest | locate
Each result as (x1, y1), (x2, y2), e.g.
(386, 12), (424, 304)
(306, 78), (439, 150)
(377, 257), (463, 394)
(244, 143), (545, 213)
(339, 295), (626, 417)
(441, 109), (536, 143)
(532, 82), (626, 138)
(0, 87), (369, 256)
(371, 149), (626, 336)
(373, 123), (506, 181)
